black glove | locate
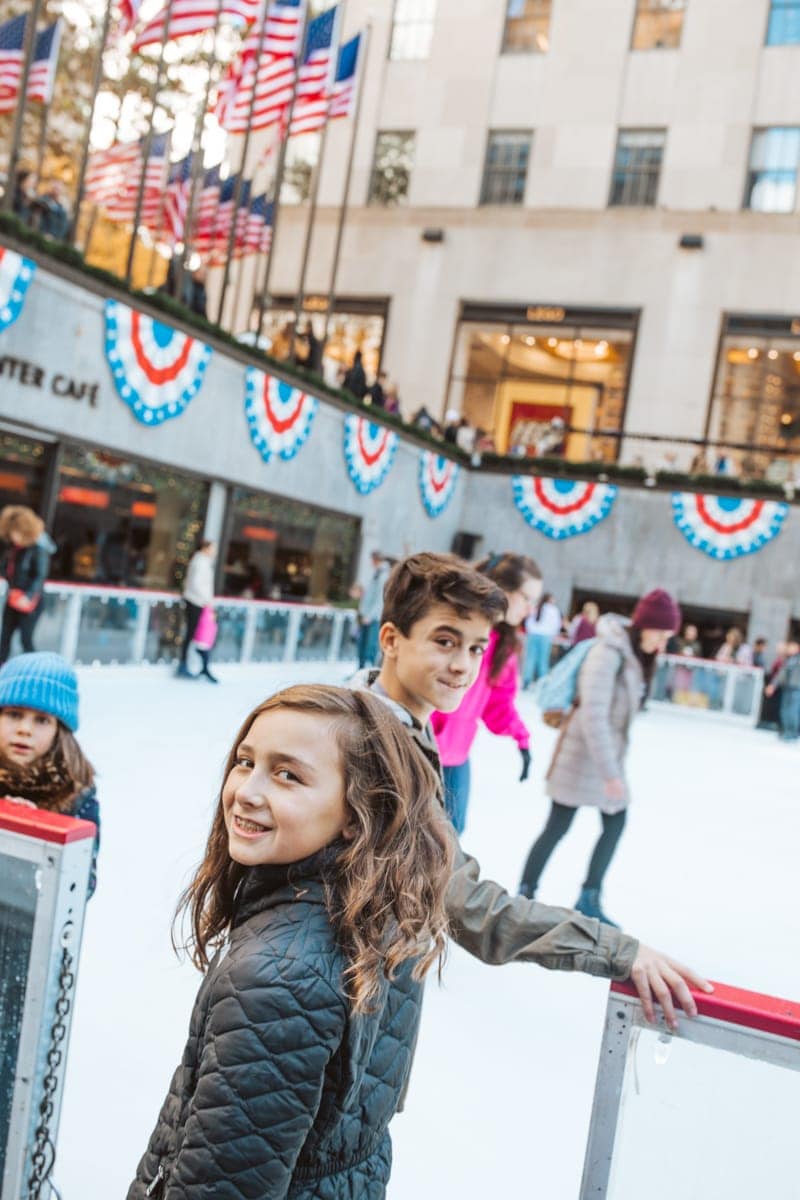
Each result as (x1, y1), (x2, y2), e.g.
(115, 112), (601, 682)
(519, 747), (532, 783)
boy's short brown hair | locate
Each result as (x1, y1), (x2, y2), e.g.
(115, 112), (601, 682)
(381, 552), (507, 635)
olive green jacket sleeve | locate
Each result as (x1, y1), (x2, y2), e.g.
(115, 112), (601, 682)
(446, 830), (638, 979)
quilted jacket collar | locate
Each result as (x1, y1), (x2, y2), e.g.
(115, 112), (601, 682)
(232, 842), (343, 928)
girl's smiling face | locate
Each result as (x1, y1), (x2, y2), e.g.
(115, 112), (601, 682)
(222, 708), (349, 867)
(0, 707), (58, 766)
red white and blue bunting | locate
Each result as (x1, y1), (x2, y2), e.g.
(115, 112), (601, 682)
(343, 415), (398, 495)
(419, 451), (460, 518)
(0, 247), (36, 334)
(512, 475), (617, 539)
(244, 368), (318, 463)
(104, 299), (212, 426)
(671, 492), (789, 560)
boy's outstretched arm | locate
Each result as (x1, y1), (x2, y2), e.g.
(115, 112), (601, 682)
(446, 833), (711, 1025)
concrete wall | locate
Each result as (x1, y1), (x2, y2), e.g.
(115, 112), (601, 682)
(0, 259), (466, 581)
(459, 473), (798, 650)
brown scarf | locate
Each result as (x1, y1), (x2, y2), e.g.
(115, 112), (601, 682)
(0, 750), (77, 812)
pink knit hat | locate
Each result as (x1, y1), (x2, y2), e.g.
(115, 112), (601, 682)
(632, 589), (681, 632)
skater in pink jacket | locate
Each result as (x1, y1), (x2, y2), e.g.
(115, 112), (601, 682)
(431, 552), (542, 834)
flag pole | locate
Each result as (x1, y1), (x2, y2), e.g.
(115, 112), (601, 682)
(292, 3), (342, 339)
(253, 4), (310, 342)
(124, 0), (176, 284)
(2, 0), (45, 214)
(177, 0), (224, 298)
(322, 22), (369, 349)
(215, 0), (270, 327)
(70, 0), (114, 245)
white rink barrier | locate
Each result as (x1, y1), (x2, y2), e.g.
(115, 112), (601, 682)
(4, 582), (359, 668)
(649, 653), (764, 726)
(0, 801), (95, 1199)
(580, 979), (800, 1199)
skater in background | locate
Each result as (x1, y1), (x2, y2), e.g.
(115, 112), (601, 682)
(523, 592), (562, 687)
(431, 553), (542, 834)
(766, 639), (800, 741)
(570, 600), (599, 645)
(0, 652), (100, 894)
(128, 685), (451, 1199)
(177, 540), (218, 682)
(356, 551), (389, 669)
(519, 589), (681, 927)
(0, 506), (56, 664)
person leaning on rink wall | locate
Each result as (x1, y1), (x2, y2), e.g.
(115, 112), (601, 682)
(352, 552), (712, 1029)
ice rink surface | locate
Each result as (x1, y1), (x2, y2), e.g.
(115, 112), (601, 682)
(52, 662), (800, 1199)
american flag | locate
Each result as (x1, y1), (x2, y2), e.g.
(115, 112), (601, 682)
(289, 5), (339, 136)
(190, 163), (222, 249)
(0, 15), (62, 113)
(207, 174), (238, 258)
(164, 154), (194, 242)
(118, 0), (142, 36)
(244, 193), (273, 253)
(215, 0), (304, 133)
(132, 0), (261, 52)
(329, 32), (360, 121)
(232, 178), (253, 256)
(90, 134), (170, 225)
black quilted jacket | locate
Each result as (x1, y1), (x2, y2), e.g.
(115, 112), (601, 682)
(128, 852), (422, 1199)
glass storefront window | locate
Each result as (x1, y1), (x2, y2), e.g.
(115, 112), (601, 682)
(256, 299), (387, 391)
(744, 127), (800, 213)
(707, 319), (800, 476)
(448, 311), (635, 460)
(49, 446), (208, 592)
(766, 0), (800, 45)
(223, 488), (359, 604)
(0, 431), (49, 512)
(631, 0), (686, 50)
(501, 0), (551, 54)
(389, 0), (437, 61)
(369, 131), (416, 206)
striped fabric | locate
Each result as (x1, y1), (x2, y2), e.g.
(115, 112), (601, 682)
(0, 15), (61, 114)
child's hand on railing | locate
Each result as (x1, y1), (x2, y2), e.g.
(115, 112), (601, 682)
(628, 944), (714, 1031)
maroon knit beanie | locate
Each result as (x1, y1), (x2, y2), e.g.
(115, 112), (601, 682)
(632, 589), (681, 632)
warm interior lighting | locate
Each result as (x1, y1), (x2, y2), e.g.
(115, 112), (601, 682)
(768, 349), (779, 360)
(747, 347), (760, 359)
(59, 486), (110, 509)
(242, 524), (278, 542)
(131, 501), (157, 519)
(0, 472), (27, 493)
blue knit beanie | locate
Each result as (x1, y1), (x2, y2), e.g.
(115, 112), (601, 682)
(0, 653), (79, 732)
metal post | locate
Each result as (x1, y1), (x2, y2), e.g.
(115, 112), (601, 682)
(2, 0), (45, 213)
(283, 606), (302, 663)
(70, 0), (113, 245)
(59, 592), (82, 663)
(131, 597), (150, 664)
(241, 605), (257, 664)
(124, 0), (175, 283)
(328, 609), (344, 662)
(216, 0), (270, 326)
(254, 5), (311, 340)
(322, 22), (370, 348)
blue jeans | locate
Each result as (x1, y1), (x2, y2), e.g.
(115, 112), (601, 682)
(780, 687), (800, 740)
(443, 761), (471, 835)
(357, 621), (380, 669)
(524, 634), (553, 687)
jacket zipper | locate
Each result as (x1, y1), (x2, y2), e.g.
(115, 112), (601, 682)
(144, 1163), (166, 1197)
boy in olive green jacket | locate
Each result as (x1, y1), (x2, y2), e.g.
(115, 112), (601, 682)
(353, 551), (710, 1029)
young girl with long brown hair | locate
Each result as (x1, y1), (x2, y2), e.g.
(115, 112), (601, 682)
(0, 652), (99, 893)
(128, 684), (452, 1200)
(431, 552), (543, 834)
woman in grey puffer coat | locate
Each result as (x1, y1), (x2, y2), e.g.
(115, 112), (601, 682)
(519, 590), (681, 927)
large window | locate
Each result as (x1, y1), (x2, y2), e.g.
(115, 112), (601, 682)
(631, 0), (686, 49)
(707, 314), (800, 478)
(609, 129), (665, 207)
(255, 296), (388, 390)
(0, 431), (49, 512)
(480, 131), (532, 205)
(744, 127), (800, 213)
(222, 488), (359, 603)
(368, 131), (415, 205)
(49, 445), (208, 592)
(446, 304), (638, 461)
(766, 0), (800, 44)
(501, 0), (551, 53)
(389, 0), (436, 60)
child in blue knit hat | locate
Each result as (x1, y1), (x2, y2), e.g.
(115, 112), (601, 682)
(0, 652), (100, 895)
